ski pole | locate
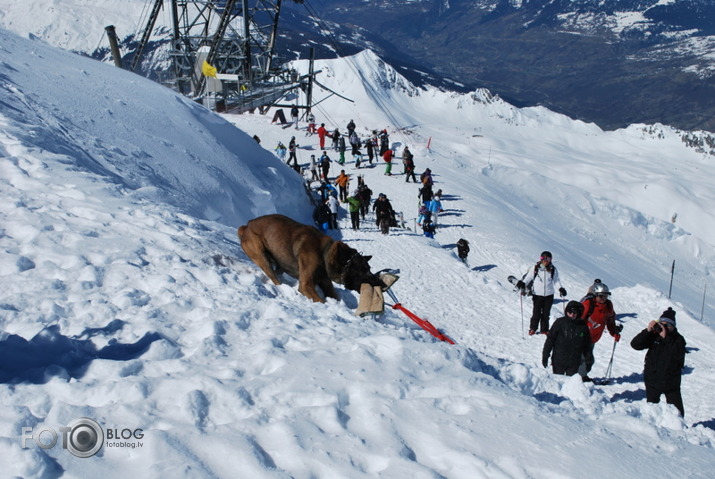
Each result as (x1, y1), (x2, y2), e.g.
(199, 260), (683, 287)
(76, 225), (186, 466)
(519, 293), (525, 339)
(604, 340), (617, 382)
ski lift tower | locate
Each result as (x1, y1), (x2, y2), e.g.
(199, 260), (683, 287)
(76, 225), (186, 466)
(140, 0), (307, 112)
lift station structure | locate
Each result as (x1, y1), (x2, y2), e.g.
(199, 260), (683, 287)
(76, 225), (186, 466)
(131, 0), (310, 113)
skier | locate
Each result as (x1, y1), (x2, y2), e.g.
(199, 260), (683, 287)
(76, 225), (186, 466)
(274, 141), (286, 162)
(306, 112), (316, 135)
(542, 301), (594, 376)
(516, 251), (567, 335)
(630, 307), (687, 417)
(579, 279), (622, 382)
(457, 239), (470, 264)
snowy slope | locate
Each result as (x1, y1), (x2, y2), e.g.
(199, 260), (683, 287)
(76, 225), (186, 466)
(1, 28), (714, 479)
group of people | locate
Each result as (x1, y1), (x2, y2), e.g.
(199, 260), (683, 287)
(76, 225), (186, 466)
(517, 251), (687, 417)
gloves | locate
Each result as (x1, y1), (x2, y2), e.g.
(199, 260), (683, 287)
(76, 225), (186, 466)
(516, 280), (525, 290)
(614, 333), (621, 342)
(559, 287), (567, 297)
(542, 358), (548, 368)
(615, 323), (624, 333)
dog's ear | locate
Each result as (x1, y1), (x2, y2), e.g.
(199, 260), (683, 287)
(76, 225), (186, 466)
(362, 255), (372, 263)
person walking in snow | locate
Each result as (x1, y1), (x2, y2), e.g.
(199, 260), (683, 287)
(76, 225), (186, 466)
(630, 307), (687, 417)
(516, 251), (567, 335)
(365, 137), (375, 165)
(338, 135), (347, 165)
(319, 151), (332, 181)
(373, 193), (394, 235)
(357, 179), (372, 220)
(404, 152), (417, 182)
(346, 191), (362, 230)
(418, 183), (433, 206)
(427, 195), (442, 227)
(579, 279), (622, 382)
(420, 168), (433, 187)
(335, 170), (350, 203)
(542, 301), (594, 376)
(287, 136), (298, 167)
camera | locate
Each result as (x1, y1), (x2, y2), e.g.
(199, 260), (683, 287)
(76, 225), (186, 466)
(652, 322), (662, 334)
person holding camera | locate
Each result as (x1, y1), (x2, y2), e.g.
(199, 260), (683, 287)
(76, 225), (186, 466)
(630, 307), (687, 417)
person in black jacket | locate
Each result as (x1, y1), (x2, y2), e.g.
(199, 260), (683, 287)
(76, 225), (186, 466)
(372, 193), (394, 235)
(542, 301), (593, 376)
(630, 307), (687, 417)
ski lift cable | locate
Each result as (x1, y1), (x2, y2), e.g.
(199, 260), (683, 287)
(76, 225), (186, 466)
(301, 1), (410, 147)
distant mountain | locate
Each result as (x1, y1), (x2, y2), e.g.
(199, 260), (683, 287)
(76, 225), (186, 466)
(2, 0), (712, 132)
(278, 0), (715, 132)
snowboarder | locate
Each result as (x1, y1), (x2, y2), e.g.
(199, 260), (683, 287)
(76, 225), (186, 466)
(630, 307), (687, 417)
(516, 251), (567, 335)
(542, 301), (594, 376)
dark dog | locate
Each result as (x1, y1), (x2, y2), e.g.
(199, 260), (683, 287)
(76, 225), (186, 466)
(238, 214), (379, 302)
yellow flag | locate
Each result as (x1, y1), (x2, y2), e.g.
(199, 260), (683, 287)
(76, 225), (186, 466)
(202, 60), (217, 78)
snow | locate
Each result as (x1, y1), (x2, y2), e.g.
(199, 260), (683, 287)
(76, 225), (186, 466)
(1, 25), (715, 479)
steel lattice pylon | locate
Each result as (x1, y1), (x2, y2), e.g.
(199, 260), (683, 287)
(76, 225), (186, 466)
(138, 0), (306, 112)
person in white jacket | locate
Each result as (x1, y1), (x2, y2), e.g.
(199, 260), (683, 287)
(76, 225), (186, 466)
(327, 194), (340, 230)
(517, 251), (567, 335)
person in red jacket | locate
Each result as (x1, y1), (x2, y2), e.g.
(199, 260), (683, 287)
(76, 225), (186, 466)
(317, 123), (328, 149)
(383, 149), (393, 176)
(579, 279), (622, 381)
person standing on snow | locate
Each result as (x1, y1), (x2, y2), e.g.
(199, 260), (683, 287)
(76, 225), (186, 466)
(287, 136), (298, 167)
(309, 154), (320, 182)
(317, 123), (328, 149)
(579, 279), (622, 382)
(291, 104), (299, 129)
(335, 170), (350, 203)
(542, 301), (594, 376)
(319, 151), (332, 181)
(346, 191), (362, 230)
(383, 149), (394, 176)
(630, 307), (687, 417)
(327, 193), (340, 230)
(373, 193), (394, 235)
(516, 251), (567, 335)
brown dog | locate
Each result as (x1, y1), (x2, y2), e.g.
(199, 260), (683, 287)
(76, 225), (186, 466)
(238, 214), (378, 302)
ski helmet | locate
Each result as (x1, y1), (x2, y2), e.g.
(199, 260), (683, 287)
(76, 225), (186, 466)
(592, 280), (610, 296)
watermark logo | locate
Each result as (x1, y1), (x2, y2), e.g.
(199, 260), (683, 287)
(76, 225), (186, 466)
(22, 418), (144, 458)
